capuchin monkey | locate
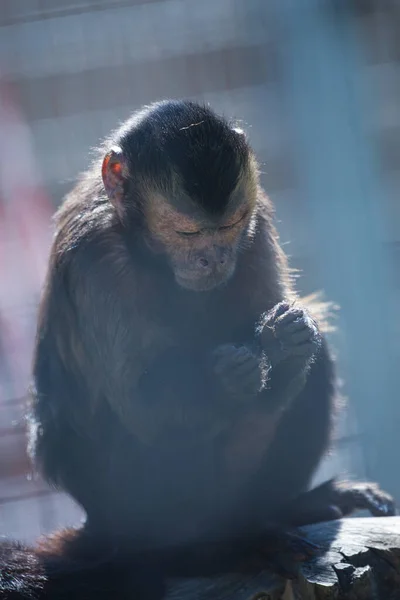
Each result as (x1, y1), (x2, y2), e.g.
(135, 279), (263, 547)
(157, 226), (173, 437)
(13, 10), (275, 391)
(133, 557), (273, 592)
(0, 100), (395, 599)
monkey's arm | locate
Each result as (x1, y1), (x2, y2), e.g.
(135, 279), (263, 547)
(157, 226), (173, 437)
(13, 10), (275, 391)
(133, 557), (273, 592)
(33, 243), (210, 447)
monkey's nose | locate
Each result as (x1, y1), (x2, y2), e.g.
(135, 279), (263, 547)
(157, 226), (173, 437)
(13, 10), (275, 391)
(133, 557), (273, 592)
(197, 257), (209, 268)
(213, 245), (229, 265)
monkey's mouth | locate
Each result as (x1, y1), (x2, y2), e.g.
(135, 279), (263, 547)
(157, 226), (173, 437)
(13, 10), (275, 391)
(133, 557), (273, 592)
(176, 275), (222, 292)
(175, 269), (234, 292)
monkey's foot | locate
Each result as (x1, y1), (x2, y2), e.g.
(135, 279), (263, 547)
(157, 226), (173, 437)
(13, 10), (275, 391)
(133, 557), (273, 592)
(244, 528), (321, 580)
(333, 481), (396, 518)
(212, 344), (268, 399)
(285, 479), (396, 528)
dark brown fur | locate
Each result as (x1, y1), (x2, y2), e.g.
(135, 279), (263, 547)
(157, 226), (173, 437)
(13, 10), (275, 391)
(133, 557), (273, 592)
(0, 100), (394, 599)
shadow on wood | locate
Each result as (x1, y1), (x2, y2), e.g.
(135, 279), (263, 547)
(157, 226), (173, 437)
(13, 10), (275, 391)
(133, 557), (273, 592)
(167, 517), (400, 600)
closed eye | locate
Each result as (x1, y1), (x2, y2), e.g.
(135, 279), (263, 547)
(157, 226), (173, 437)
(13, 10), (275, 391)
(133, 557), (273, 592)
(176, 211), (249, 236)
(219, 211), (249, 231)
(175, 230), (200, 237)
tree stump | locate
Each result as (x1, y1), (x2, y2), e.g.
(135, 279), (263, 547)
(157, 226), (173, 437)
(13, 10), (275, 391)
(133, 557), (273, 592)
(166, 517), (400, 599)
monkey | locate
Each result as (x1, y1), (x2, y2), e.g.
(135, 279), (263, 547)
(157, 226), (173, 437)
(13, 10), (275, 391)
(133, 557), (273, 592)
(0, 100), (395, 598)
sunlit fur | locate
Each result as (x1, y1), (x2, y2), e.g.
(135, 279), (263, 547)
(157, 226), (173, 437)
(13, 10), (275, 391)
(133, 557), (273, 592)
(100, 100), (261, 291)
(2, 99), (346, 600)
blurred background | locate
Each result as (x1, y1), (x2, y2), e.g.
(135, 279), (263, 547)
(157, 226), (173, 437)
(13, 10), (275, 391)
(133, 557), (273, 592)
(0, 0), (400, 543)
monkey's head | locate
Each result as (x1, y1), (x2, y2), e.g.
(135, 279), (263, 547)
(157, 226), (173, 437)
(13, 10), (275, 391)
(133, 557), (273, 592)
(101, 100), (259, 292)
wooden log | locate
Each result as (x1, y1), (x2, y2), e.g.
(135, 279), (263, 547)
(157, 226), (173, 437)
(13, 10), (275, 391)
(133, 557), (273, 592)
(166, 517), (400, 600)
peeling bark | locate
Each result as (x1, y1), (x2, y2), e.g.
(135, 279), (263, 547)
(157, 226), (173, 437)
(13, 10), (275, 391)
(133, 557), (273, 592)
(166, 517), (400, 599)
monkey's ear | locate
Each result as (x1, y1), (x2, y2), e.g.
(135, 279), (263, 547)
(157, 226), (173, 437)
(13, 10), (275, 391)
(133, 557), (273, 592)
(102, 146), (126, 214)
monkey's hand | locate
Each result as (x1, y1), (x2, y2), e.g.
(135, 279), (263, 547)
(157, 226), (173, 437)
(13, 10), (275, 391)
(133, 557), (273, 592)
(257, 301), (321, 369)
(211, 344), (269, 401)
(254, 302), (322, 413)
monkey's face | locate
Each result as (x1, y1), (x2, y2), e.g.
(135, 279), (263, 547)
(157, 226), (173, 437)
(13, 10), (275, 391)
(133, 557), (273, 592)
(100, 101), (260, 292)
(145, 197), (252, 292)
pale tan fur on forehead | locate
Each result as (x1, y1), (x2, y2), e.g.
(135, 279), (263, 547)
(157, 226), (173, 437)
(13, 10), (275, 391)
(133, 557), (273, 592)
(146, 194), (201, 233)
(230, 155), (259, 212)
(140, 149), (260, 245)
(146, 150), (258, 208)
(244, 153), (260, 197)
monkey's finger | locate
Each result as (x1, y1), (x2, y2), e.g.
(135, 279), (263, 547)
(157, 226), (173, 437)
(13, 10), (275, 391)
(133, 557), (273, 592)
(231, 346), (255, 361)
(213, 344), (250, 360)
(212, 344), (237, 359)
(284, 329), (315, 346)
(221, 360), (260, 382)
(269, 301), (291, 319)
(288, 342), (316, 359)
(263, 301), (290, 326)
(214, 347), (253, 372)
(279, 317), (314, 335)
(357, 490), (396, 517)
(365, 499), (396, 517)
(274, 308), (304, 329)
(234, 358), (259, 377)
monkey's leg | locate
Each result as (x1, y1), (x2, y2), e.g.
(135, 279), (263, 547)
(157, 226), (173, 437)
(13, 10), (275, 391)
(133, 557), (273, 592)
(150, 526), (320, 581)
(209, 349), (327, 579)
(243, 337), (334, 523)
(280, 480), (343, 526)
(32, 342), (209, 531)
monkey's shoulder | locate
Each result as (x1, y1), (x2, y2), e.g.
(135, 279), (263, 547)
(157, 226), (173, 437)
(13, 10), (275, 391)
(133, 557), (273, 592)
(46, 190), (137, 289)
(53, 187), (115, 250)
